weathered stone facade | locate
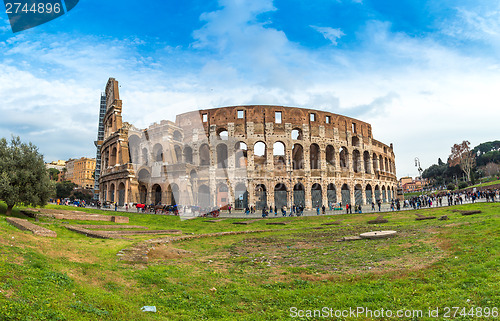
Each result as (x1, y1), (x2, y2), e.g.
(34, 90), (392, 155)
(99, 78), (398, 210)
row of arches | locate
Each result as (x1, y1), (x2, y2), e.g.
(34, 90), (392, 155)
(128, 140), (395, 174)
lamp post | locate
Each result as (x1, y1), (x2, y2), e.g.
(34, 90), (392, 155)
(287, 154), (293, 211)
(415, 157), (424, 197)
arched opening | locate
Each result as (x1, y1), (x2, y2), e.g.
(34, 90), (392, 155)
(379, 155), (384, 171)
(109, 183), (115, 202)
(173, 130), (182, 142)
(110, 147), (117, 166)
(339, 147), (348, 169)
(291, 128), (303, 140)
(137, 169), (151, 185)
(274, 183), (287, 209)
(217, 144), (228, 168)
(199, 144), (210, 166)
(327, 183), (337, 206)
(293, 183), (305, 207)
(352, 150), (361, 173)
(255, 184), (267, 210)
(254, 142), (267, 168)
(103, 149), (109, 168)
(216, 183), (228, 208)
(341, 184), (350, 205)
(292, 144), (304, 170)
(382, 186), (387, 202)
(364, 151), (371, 174)
(152, 184), (162, 205)
(153, 144), (163, 162)
(235, 142), (248, 168)
(372, 153), (379, 172)
(118, 183), (125, 206)
(139, 185), (147, 204)
(184, 146), (193, 164)
(217, 128), (228, 140)
(174, 145), (182, 163)
(354, 184), (363, 205)
(167, 184), (179, 206)
(198, 185), (211, 208)
(234, 183), (248, 209)
(351, 136), (360, 147)
(128, 135), (141, 164)
(311, 183), (322, 208)
(273, 141), (286, 170)
(310, 144), (320, 170)
(385, 158), (389, 173)
(365, 184), (373, 204)
(326, 145), (335, 169)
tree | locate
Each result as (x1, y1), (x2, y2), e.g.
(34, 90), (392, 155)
(48, 168), (60, 181)
(0, 136), (55, 215)
(448, 140), (475, 182)
(56, 180), (77, 199)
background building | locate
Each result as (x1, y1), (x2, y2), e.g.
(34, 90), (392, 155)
(65, 157), (96, 189)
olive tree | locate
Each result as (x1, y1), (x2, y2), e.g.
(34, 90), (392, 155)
(0, 136), (54, 215)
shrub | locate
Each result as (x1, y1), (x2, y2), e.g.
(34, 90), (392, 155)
(458, 182), (468, 189)
(447, 183), (455, 191)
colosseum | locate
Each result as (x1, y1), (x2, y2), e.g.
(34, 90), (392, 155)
(98, 78), (398, 212)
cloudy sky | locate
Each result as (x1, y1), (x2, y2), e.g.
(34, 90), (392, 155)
(1, 0), (499, 177)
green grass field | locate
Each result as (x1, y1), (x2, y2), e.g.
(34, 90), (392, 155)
(0, 202), (499, 320)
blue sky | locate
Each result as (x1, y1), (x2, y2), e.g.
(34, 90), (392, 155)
(1, 0), (500, 177)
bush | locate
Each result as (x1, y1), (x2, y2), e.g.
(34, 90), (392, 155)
(458, 182), (468, 189)
(447, 183), (455, 191)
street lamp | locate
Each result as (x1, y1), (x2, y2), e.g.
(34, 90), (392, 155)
(415, 157), (424, 197)
(287, 153), (293, 211)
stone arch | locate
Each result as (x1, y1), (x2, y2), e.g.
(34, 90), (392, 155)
(110, 146), (117, 166)
(152, 184), (162, 205)
(311, 183), (322, 207)
(293, 183), (305, 207)
(291, 128), (303, 140)
(235, 142), (248, 168)
(139, 185), (147, 204)
(184, 146), (193, 164)
(341, 183), (350, 205)
(234, 183), (248, 209)
(174, 145), (182, 163)
(375, 185), (381, 201)
(354, 184), (363, 205)
(217, 128), (228, 140)
(273, 141), (286, 170)
(137, 169), (151, 185)
(254, 141), (267, 168)
(352, 150), (361, 173)
(173, 130), (183, 142)
(365, 184), (373, 204)
(198, 185), (211, 208)
(352, 136), (360, 147)
(292, 143), (304, 170)
(379, 155), (384, 171)
(128, 135), (141, 164)
(327, 183), (337, 205)
(326, 145), (335, 169)
(167, 183), (179, 205)
(372, 153), (379, 172)
(199, 144), (210, 166)
(382, 185), (387, 202)
(109, 183), (115, 202)
(274, 183), (287, 209)
(385, 157), (389, 173)
(363, 151), (371, 174)
(216, 143), (228, 168)
(117, 182), (125, 206)
(255, 184), (267, 210)
(153, 143), (163, 162)
(216, 183), (229, 208)
(310, 143), (321, 170)
(339, 147), (348, 169)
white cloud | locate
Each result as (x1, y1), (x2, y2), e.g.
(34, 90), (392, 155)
(311, 25), (345, 45)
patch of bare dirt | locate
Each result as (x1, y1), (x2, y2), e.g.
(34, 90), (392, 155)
(148, 245), (193, 260)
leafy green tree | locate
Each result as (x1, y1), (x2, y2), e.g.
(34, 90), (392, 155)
(56, 181), (77, 199)
(48, 168), (60, 181)
(0, 136), (55, 215)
